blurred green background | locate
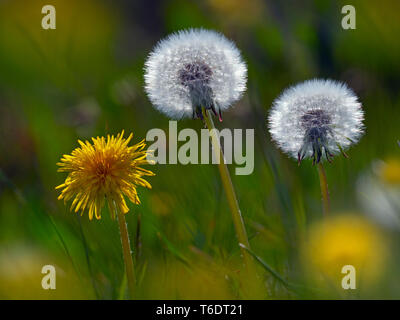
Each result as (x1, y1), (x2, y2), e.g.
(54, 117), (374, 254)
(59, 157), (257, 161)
(0, 0), (399, 299)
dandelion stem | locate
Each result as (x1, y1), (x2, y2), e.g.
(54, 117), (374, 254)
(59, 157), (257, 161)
(202, 108), (261, 297)
(117, 209), (136, 299)
(317, 162), (330, 216)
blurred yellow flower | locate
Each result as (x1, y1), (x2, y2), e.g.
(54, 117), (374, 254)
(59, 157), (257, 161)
(0, 245), (92, 299)
(141, 260), (235, 299)
(380, 158), (400, 185)
(56, 131), (154, 220)
(302, 215), (387, 287)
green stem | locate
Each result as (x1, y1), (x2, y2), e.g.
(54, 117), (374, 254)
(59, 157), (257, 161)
(202, 108), (261, 297)
(317, 162), (330, 216)
(117, 209), (136, 299)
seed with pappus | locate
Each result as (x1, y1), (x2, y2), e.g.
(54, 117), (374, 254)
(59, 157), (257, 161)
(144, 28), (247, 121)
(268, 79), (364, 165)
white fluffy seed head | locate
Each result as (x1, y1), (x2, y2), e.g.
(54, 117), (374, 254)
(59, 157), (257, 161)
(268, 79), (364, 163)
(144, 28), (247, 119)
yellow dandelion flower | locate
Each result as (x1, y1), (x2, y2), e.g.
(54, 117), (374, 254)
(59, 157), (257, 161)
(301, 215), (387, 287)
(56, 131), (155, 220)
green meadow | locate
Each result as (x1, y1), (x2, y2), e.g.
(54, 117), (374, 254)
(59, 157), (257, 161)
(0, 0), (399, 299)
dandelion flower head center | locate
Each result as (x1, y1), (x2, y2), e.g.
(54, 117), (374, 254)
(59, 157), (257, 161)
(177, 60), (216, 119)
(90, 151), (118, 187)
(179, 61), (213, 87)
(300, 108), (331, 130)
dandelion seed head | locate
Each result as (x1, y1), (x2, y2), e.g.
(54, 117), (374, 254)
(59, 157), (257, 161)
(268, 79), (364, 164)
(56, 131), (155, 220)
(144, 28), (247, 120)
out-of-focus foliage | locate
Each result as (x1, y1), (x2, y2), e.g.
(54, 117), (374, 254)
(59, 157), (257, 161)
(301, 215), (387, 290)
(0, 0), (399, 299)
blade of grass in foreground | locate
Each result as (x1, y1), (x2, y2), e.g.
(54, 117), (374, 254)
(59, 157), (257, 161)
(239, 243), (290, 288)
(118, 274), (127, 300)
(240, 244), (325, 297)
(77, 214), (100, 299)
(157, 232), (191, 268)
